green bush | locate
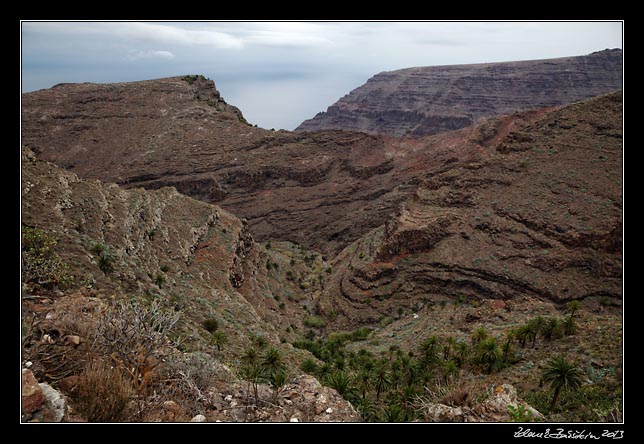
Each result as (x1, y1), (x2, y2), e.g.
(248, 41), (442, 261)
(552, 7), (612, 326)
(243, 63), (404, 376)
(304, 316), (326, 329)
(154, 272), (166, 287)
(202, 318), (219, 333)
(22, 226), (73, 289)
(300, 358), (318, 374)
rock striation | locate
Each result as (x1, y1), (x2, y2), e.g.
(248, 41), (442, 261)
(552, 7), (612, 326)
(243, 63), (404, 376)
(21, 76), (489, 255)
(318, 92), (622, 326)
(296, 49), (622, 137)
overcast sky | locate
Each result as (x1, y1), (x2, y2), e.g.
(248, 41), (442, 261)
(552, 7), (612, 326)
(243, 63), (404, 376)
(21, 21), (623, 131)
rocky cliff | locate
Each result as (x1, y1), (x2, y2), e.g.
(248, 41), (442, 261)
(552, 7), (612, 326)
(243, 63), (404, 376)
(22, 76), (492, 255)
(296, 49), (622, 137)
(318, 91), (622, 326)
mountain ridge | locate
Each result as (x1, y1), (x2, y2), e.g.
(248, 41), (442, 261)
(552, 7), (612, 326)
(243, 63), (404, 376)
(295, 49), (622, 137)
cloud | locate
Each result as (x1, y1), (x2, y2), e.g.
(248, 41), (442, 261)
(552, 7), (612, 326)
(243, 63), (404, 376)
(22, 22), (244, 50)
(127, 49), (176, 61)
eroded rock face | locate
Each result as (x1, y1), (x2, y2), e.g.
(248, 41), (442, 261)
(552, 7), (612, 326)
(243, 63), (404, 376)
(19, 76), (501, 255)
(296, 49), (622, 137)
(319, 92), (622, 326)
(20, 147), (298, 361)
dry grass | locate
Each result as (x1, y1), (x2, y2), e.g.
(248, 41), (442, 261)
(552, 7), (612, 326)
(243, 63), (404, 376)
(73, 358), (134, 422)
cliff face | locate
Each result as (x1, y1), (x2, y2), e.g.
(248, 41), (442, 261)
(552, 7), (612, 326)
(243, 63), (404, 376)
(318, 92), (622, 327)
(296, 49), (623, 137)
(21, 76), (492, 255)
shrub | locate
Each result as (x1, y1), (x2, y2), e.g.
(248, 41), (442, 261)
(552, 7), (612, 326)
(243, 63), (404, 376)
(94, 298), (180, 393)
(154, 272), (166, 287)
(22, 226), (73, 289)
(304, 316), (326, 329)
(74, 359), (133, 422)
(202, 318), (219, 333)
(210, 331), (228, 351)
(97, 250), (115, 274)
(508, 404), (534, 422)
(301, 358), (318, 374)
(91, 242), (107, 255)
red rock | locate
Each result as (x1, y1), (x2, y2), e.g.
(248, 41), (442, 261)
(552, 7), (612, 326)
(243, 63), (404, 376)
(490, 300), (507, 310)
(22, 369), (44, 414)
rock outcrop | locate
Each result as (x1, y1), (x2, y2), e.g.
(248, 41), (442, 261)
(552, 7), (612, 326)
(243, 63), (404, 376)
(208, 374), (361, 422)
(22, 368), (67, 422)
(418, 384), (542, 422)
(296, 49), (622, 137)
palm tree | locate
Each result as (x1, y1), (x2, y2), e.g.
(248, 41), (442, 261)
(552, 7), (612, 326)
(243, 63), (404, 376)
(542, 355), (584, 411)
(268, 368), (288, 402)
(210, 331), (228, 352)
(472, 326), (489, 345)
(542, 317), (562, 341)
(374, 362), (391, 400)
(261, 346), (283, 375)
(356, 398), (376, 422)
(380, 403), (407, 422)
(566, 300), (581, 318)
(443, 337), (456, 360)
(420, 336), (439, 366)
(478, 337), (502, 374)
(454, 341), (469, 368)
(326, 370), (354, 399)
(515, 324), (532, 348)
(502, 329), (515, 362)
(563, 315), (577, 336)
(442, 359), (459, 384)
(528, 316), (546, 347)
(356, 368), (372, 400)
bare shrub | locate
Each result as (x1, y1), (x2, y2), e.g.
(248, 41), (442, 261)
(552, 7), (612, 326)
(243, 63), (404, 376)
(440, 387), (472, 407)
(162, 351), (232, 410)
(93, 298), (180, 394)
(74, 358), (133, 422)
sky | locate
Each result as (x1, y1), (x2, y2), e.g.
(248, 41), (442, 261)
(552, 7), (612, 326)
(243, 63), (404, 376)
(21, 21), (623, 131)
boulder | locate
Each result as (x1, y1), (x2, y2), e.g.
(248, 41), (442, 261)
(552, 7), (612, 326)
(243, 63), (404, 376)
(22, 369), (45, 415)
(163, 400), (181, 421)
(39, 383), (66, 422)
(190, 414), (207, 422)
(63, 335), (81, 346)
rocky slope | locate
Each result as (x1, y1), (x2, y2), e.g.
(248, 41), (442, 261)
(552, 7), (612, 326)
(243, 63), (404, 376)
(296, 49), (622, 137)
(20, 147), (359, 422)
(22, 76), (494, 255)
(317, 91), (622, 327)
